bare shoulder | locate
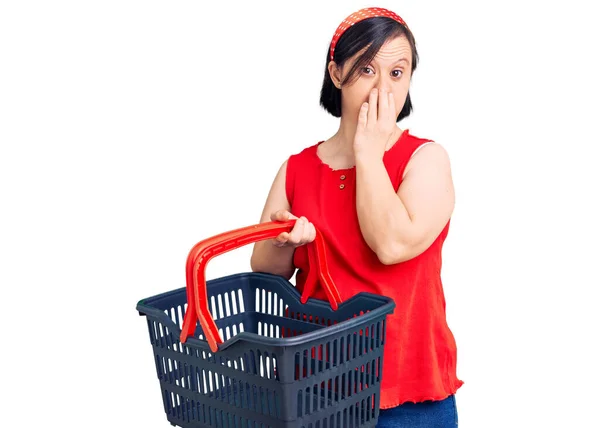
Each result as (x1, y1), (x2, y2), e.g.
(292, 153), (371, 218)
(258, 158), (291, 223)
(273, 158), (290, 192)
(277, 157), (289, 175)
(403, 141), (452, 179)
(265, 156), (290, 184)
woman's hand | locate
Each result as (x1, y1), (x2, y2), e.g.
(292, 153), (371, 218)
(353, 88), (399, 162)
(270, 210), (316, 248)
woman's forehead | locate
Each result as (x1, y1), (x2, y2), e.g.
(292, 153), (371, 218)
(375, 37), (411, 61)
(349, 36), (412, 65)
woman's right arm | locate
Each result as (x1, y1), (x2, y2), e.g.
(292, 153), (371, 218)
(250, 160), (315, 280)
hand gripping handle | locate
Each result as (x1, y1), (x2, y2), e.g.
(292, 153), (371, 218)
(179, 220), (342, 352)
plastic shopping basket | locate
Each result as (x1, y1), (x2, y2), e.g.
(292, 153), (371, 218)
(136, 220), (396, 428)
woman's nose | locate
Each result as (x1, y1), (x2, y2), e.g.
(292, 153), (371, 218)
(375, 81), (392, 93)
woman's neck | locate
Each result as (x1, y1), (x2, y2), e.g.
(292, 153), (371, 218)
(328, 117), (359, 155)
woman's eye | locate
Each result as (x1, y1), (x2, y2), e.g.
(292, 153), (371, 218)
(392, 70), (403, 78)
(362, 67), (374, 74)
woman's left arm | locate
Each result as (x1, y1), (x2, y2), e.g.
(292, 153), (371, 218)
(355, 142), (455, 265)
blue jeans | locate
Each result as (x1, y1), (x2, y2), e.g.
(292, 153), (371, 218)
(375, 395), (458, 427)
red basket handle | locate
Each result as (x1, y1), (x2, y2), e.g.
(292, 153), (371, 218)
(179, 220), (342, 351)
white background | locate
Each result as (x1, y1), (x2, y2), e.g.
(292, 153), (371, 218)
(1, 1), (599, 427)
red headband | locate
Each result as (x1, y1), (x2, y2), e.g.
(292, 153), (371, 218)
(329, 7), (408, 61)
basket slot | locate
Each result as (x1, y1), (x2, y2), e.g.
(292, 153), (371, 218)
(329, 392), (378, 428)
(148, 319), (181, 352)
(209, 290), (245, 320)
(212, 312), (248, 342)
(162, 382), (284, 426)
(204, 311), (328, 346)
(159, 365), (284, 418)
(162, 304), (187, 331)
(207, 288), (248, 317)
(296, 365), (380, 422)
(291, 321), (384, 383)
(254, 288), (289, 316)
(205, 282), (249, 312)
(297, 384), (335, 418)
(153, 344), (282, 389)
(253, 313), (327, 337)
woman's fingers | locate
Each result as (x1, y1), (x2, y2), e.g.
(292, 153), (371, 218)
(270, 209), (298, 222)
(296, 217), (316, 245)
(357, 102), (369, 132)
(271, 209), (295, 247)
(379, 88), (389, 121)
(300, 217), (312, 244)
(272, 216), (316, 247)
(273, 231), (290, 247)
(270, 211), (316, 247)
(368, 88), (378, 126)
(388, 91), (395, 122)
(290, 217), (306, 245)
(270, 210), (286, 221)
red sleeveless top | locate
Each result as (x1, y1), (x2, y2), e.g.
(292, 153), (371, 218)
(285, 129), (463, 408)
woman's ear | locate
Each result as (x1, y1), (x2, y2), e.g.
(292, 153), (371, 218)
(328, 60), (342, 89)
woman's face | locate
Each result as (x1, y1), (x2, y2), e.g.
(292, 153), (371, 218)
(331, 35), (412, 122)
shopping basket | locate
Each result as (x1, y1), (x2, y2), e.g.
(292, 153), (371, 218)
(136, 220), (396, 428)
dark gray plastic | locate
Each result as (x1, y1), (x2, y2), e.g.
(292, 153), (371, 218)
(137, 272), (395, 428)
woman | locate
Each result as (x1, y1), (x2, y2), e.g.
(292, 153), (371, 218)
(251, 7), (463, 427)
